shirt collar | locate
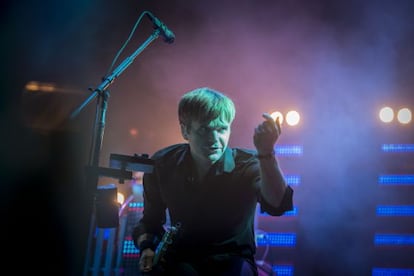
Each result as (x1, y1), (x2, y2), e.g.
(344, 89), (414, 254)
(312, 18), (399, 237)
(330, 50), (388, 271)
(221, 146), (235, 173)
(177, 144), (235, 174)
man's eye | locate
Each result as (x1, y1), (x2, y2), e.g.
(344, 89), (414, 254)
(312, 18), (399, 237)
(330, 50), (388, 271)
(199, 127), (208, 133)
(218, 127), (228, 133)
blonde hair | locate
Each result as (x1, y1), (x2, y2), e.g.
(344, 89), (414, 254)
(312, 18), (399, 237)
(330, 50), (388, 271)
(178, 87), (236, 127)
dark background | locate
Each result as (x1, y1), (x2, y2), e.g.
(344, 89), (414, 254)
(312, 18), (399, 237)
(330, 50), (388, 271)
(1, 0), (414, 275)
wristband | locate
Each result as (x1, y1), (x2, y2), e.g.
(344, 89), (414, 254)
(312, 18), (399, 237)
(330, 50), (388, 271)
(256, 151), (275, 160)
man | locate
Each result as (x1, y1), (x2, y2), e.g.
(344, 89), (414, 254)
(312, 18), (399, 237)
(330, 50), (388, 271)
(132, 87), (293, 275)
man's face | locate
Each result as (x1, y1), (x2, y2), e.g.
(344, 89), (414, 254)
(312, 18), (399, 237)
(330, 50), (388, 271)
(184, 116), (231, 165)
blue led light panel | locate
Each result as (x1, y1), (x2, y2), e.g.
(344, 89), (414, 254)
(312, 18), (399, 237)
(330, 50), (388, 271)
(273, 265), (294, 276)
(129, 202), (144, 208)
(284, 174), (301, 186)
(260, 206), (298, 217)
(382, 144), (414, 153)
(372, 267), (414, 276)
(256, 232), (296, 247)
(122, 239), (139, 255)
(374, 234), (414, 246)
(378, 175), (414, 185)
(376, 205), (414, 216)
(275, 145), (303, 156)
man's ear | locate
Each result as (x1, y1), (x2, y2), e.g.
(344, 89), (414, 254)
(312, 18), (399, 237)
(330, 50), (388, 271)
(180, 123), (189, 140)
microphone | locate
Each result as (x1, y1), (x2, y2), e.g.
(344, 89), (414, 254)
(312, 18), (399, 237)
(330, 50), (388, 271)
(146, 12), (175, 44)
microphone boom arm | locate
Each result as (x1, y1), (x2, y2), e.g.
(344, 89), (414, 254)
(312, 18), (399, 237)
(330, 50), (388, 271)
(69, 29), (161, 120)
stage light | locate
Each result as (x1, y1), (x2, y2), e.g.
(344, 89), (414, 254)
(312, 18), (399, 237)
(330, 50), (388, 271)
(397, 108), (412, 124)
(270, 111), (284, 124)
(374, 234), (414, 246)
(284, 174), (301, 186)
(273, 265), (294, 276)
(381, 144), (414, 152)
(259, 206), (298, 217)
(378, 174), (414, 185)
(24, 81), (57, 92)
(285, 110), (300, 126)
(379, 106), (394, 123)
(275, 145), (303, 156)
(372, 268), (414, 276)
(122, 238), (140, 255)
(376, 205), (414, 216)
(256, 232), (296, 247)
(129, 128), (139, 138)
(117, 192), (125, 205)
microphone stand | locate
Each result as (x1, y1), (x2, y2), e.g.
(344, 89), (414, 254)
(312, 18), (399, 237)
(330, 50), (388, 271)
(67, 29), (162, 276)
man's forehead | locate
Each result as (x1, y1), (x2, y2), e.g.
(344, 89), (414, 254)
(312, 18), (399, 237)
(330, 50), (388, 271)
(197, 116), (230, 127)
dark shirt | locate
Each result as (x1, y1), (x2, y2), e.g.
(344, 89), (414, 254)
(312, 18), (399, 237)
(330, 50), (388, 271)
(133, 143), (293, 261)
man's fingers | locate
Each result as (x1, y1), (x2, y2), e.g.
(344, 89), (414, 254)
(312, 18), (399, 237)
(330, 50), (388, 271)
(257, 112), (282, 137)
(260, 113), (277, 133)
(275, 117), (282, 135)
(262, 112), (273, 121)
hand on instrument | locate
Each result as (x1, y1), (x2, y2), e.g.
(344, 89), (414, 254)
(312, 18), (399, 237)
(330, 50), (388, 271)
(139, 248), (155, 273)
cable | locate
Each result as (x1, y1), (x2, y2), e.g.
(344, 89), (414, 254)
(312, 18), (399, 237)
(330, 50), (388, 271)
(104, 10), (149, 77)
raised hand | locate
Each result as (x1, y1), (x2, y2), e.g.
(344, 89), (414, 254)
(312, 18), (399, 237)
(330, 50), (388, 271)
(253, 113), (281, 155)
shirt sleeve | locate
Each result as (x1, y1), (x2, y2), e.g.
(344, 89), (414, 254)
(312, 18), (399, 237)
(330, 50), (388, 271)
(259, 185), (294, 216)
(132, 166), (167, 249)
